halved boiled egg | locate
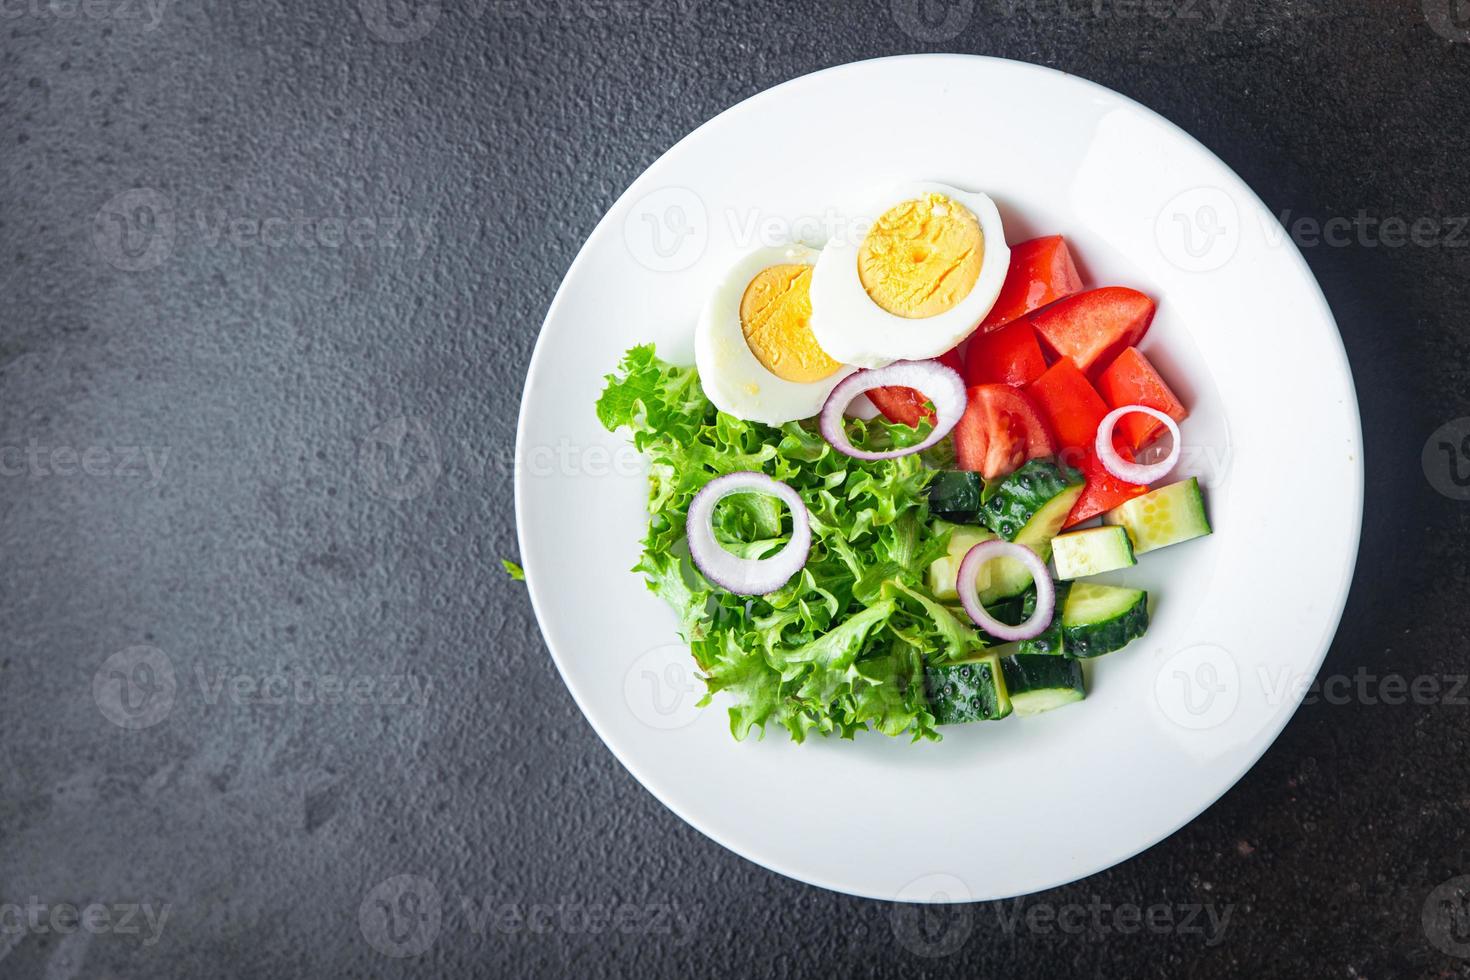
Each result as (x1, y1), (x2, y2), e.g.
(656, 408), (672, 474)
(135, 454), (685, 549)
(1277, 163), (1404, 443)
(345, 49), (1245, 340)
(695, 244), (857, 425)
(809, 182), (1011, 368)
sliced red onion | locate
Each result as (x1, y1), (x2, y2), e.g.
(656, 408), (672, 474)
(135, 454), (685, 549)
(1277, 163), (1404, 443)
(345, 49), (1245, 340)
(818, 359), (967, 461)
(686, 472), (811, 596)
(1095, 405), (1182, 485)
(844, 393), (880, 420)
(956, 540), (1054, 642)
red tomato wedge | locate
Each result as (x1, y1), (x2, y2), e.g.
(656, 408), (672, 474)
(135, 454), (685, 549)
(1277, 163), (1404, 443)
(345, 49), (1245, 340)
(1029, 286), (1156, 375)
(1064, 448), (1149, 528)
(979, 236), (1084, 331)
(964, 319), (1048, 388)
(953, 384), (1055, 480)
(864, 387), (930, 428)
(1026, 358), (1111, 455)
(1095, 346), (1188, 452)
(868, 348), (965, 427)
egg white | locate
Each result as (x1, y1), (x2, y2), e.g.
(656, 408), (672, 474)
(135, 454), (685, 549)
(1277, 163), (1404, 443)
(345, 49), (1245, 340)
(694, 244), (857, 425)
(809, 181), (1012, 368)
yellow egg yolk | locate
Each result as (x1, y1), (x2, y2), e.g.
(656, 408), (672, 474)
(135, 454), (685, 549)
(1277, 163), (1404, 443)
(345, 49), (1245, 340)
(739, 264), (842, 383)
(857, 193), (984, 319)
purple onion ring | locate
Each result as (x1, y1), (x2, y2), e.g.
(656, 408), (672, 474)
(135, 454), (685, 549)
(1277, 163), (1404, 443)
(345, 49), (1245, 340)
(818, 359), (968, 461)
(1095, 405), (1181, 485)
(956, 540), (1054, 642)
(685, 471), (812, 596)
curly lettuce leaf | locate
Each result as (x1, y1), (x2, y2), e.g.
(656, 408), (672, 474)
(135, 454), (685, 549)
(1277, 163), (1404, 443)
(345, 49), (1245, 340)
(599, 345), (982, 743)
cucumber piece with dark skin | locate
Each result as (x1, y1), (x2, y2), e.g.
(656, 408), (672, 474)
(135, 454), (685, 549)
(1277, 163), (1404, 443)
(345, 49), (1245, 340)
(1016, 580), (1071, 657)
(925, 651), (1012, 724)
(980, 458), (1084, 542)
(974, 592), (1029, 645)
(932, 510), (987, 527)
(927, 471), (984, 520)
(1000, 654), (1086, 715)
(1061, 583), (1150, 659)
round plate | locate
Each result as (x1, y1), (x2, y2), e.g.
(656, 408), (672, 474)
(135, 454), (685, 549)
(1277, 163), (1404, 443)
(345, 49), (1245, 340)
(515, 55), (1361, 902)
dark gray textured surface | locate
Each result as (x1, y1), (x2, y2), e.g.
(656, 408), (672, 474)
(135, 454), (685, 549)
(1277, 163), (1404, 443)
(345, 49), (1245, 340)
(3, 0), (1470, 976)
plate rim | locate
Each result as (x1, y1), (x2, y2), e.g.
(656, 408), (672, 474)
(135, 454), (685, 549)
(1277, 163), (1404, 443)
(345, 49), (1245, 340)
(514, 52), (1364, 902)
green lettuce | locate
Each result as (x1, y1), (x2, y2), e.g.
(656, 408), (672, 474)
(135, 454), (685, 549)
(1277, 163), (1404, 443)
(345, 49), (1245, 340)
(598, 344), (983, 743)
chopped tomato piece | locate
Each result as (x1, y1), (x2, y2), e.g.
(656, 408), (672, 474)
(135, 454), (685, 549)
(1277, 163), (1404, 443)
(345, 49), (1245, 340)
(964, 319), (1048, 388)
(1095, 346), (1189, 451)
(1064, 448), (1149, 528)
(1029, 286), (1156, 374)
(865, 387), (928, 428)
(979, 236), (1084, 331)
(953, 384), (1055, 480)
(868, 348), (965, 427)
(1026, 359), (1111, 455)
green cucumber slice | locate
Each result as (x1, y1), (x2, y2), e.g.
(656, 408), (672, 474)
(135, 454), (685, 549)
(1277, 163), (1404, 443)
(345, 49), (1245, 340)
(1051, 525), (1137, 580)
(926, 525), (998, 601)
(979, 458), (1085, 542)
(927, 471), (983, 520)
(1061, 582), (1150, 659)
(1103, 477), (1212, 555)
(928, 460), (1083, 607)
(1016, 580), (1071, 657)
(933, 510), (987, 527)
(972, 459), (1084, 599)
(927, 524), (1040, 607)
(1000, 654), (1086, 715)
(925, 651), (1012, 724)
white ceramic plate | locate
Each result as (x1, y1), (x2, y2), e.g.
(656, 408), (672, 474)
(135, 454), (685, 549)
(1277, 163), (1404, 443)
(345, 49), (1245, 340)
(515, 55), (1361, 902)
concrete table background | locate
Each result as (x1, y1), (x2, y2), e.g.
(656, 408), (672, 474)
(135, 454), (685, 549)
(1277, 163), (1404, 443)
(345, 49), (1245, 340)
(3, 1), (1468, 976)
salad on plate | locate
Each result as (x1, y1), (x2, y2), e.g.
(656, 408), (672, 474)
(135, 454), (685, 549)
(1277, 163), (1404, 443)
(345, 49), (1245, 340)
(597, 181), (1213, 743)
